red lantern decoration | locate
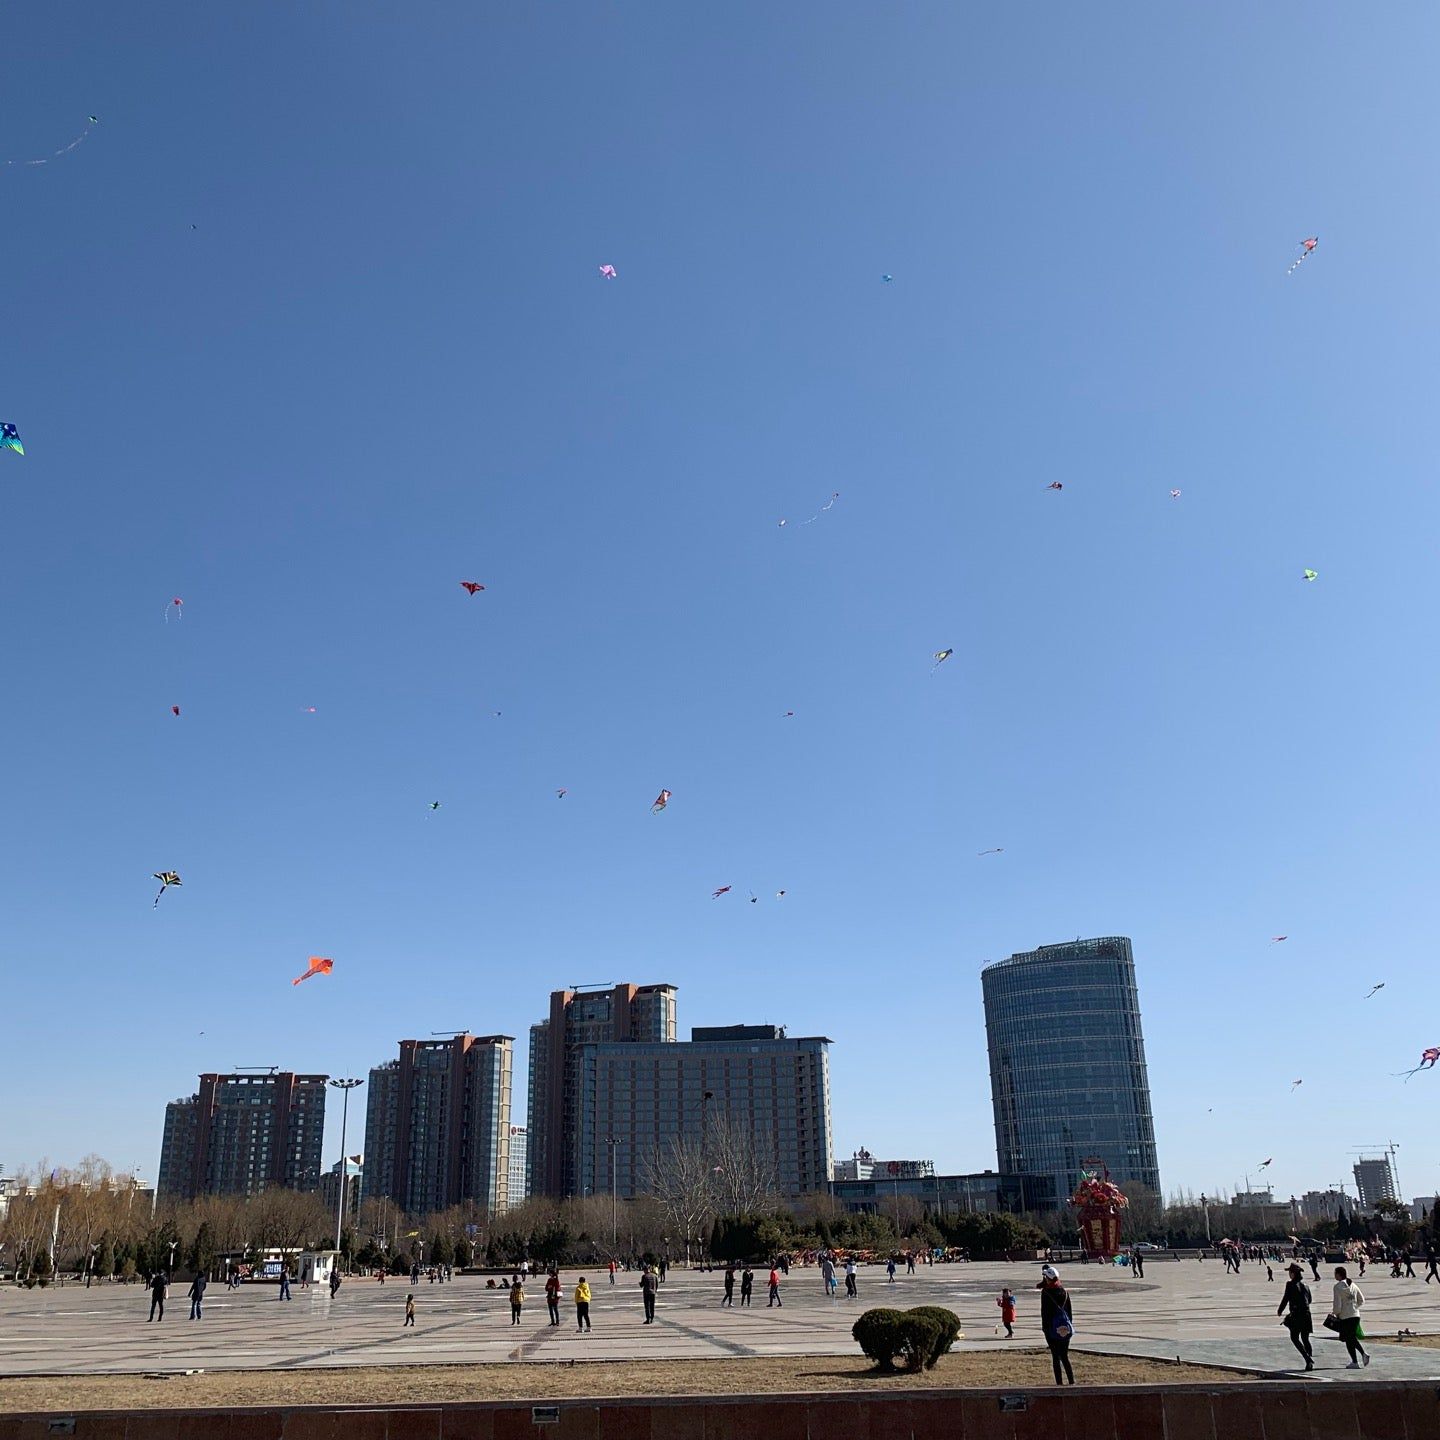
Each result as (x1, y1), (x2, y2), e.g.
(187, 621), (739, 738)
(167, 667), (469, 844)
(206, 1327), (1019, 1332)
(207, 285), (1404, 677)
(1070, 1169), (1128, 1259)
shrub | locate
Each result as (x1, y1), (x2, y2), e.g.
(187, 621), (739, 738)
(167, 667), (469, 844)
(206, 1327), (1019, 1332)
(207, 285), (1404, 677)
(906, 1305), (963, 1368)
(895, 1313), (942, 1372)
(852, 1308), (907, 1371)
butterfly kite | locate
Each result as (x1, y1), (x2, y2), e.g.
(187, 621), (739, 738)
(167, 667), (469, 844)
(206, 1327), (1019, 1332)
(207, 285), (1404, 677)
(1364, 983), (1385, 999)
(1169, 489), (1182, 500)
(651, 789), (671, 813)
(2, 116), (98, 168)
(932, 649), (953, 672)
(460, 582), (485, 595)
(1287, 237), (1319, 276)
(292, 956), (334, 987)
(712, 886), (732, 899)
(1303, 570), (1318, 582)
(152, 871), (182, 907)
(598, 264), (617, 279)
(1398, 1047), (1439, 1081)
(1, 422), (23, 456)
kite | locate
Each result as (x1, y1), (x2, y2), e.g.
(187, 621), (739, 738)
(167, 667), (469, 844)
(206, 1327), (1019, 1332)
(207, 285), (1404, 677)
(2, 115), (98, 168)
(292, 956), (334, 986)
(429, 801), (442, 810)
(300, 705), (317, 713)
(171, 705), (181, 717)
(1397, 1047), (1439, 1081)
(775, 890), (786, 899)
(882, 274), (893, 282)
(460, 582), (486, 595)
(1169, 489), (1182, 500)
(556, 788), (567, 799)
(164, 597), (183, 622)
(781, 492), (840, 528)
(1046, 482), (1063, 491)
(598, 264), (617, 279)
(1287, 237), (1319, 276)
(712, 886), (732, 899)
(1290, 1079), (1303, 1092)
(978, 848), (1004, 856)
(931, 649), (954, 672)
(1364, 983), (1385, 999)
(1, 423), (23, 456)
(1258, 1158), (1274, 1170)
(1271, 936), (1287, 942)
(782, 711), (794, 718)
(749, 893), (758, 903)
(152, 871), (181, 907)
(651, 789), (671, 813)
(1303, 570), (1318, 582)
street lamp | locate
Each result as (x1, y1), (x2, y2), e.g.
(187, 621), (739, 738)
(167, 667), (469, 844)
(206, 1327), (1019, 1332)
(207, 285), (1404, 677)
(328, 1078), (364, 1258)
(604, 1137), (620, 1253)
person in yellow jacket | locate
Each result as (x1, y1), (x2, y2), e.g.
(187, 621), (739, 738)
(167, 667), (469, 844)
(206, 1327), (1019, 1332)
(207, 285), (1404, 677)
(573, 1276), (592, 1332)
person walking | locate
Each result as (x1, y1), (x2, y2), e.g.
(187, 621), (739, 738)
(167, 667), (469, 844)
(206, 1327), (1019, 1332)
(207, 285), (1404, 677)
(1425, 1243), (1439, 1284)
(886, 1256), (897, 1284)
(722, 1266), (735, 1307)
(404, 1293), (416, 1327)
(279, 1265), (292, 1301)
(187, 1272), (207, 1320)
(740, 1266), (754, 1306)
(608, 1259), (616, 1286)
(329, 1268), (342, 1300)
(1402, 1249), (1416, 1279)
(996, 1286), (1016, 1338)
(1038, 1265), (1075, 1386)
(1277, 1263), (1313, 1370)
(545, 1269), (561, 1326)
(509, 1276), (526, 1325)
(906, 1252), (916, 1275)
(1308, 1251), (1321, 1283)
(574, 1276), (593, 1332)
(1329, 1268), (1369, 1368)
(148, 1271), (168, 1322)
(1130, 1246), (1144, 1280)
(844, 1258), (858, 1299)
(640, 1264), (658, 1323)
(820, 1255), (836, 1295)
(767, 1266), (782, 1307)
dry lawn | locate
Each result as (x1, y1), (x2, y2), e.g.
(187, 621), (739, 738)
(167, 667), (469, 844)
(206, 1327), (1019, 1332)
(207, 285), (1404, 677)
(0, 1351), (1243, 1414)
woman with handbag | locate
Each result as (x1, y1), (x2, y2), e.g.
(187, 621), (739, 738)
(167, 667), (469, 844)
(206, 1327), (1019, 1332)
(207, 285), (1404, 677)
(1329, 1267), (1369, 1367)
(1276, 1263), (1314, 1369)
(1038, 1265), (1075, 1385)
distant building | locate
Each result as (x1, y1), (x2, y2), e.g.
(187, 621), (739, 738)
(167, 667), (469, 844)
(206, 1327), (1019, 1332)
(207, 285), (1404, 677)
(507, 1125), (529, 1209)
(1410, 1196), (1437, 1224)
(982, 937), (1160, 1210)
(157, 1071), (328, 1200)
(1300, 1190), (1346, 1222)
(832, 1170), (1030, 1218)
(527, 984), (677, 1199)
(580, 1024), (833, 1201)
(1223, 1190), (1296, 1233)
(319, 1157), (363, 1222)
(1353, 1156), (1398, 1211)
(363, 1034), (513, 1216)
(833, 1149), (935, 1182)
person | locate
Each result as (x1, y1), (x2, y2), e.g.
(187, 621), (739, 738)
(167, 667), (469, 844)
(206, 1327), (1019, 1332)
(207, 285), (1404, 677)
(545, 1269), (561, 1326)
(1425, 1243), (1439, 1284)
(820, 1255), (836, 1295)
(767, 1266), (782, 1307)
(845, 1258), (858, 1299)
(1308, 1251), (1321, 1283)
(1130, 1246), (1144, 1280)
(608, 1259), (616, 1286)
(997, 1286), (1016, 1338)
(640, 1264), (658, 1323)
(722, 1266), (735, 1307)
(1330, 1267), (1368, 1368)
(1402, 1248), (1416, 1279)
(906, 1252), (916, 1275)
(329, 1268), (342, 1299)
(1038, 1265), (1075, 1386)
(279, 1265), (292, 1301)
(509, 1276), (525, 1324)
(740, 1266), (754, 1306)
(1276, 1263), (1313, 1370)
(658, 1257), (668, 1282)
(574, 1275), (592, 1332)
(404, 1293), (416, 1327)
(188, 1271), (207, 1320)
(886, 1256), (896, 1284)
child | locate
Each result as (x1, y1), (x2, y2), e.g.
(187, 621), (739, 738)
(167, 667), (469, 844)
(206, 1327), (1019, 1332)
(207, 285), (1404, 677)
(509, 1277), (525, 1325)
(403, 1293), (415, 1328)
(997, 1287), (1016, 1338)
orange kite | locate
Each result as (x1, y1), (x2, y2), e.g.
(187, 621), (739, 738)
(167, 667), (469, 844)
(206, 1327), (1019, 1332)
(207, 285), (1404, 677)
(292, 956), (334, 986)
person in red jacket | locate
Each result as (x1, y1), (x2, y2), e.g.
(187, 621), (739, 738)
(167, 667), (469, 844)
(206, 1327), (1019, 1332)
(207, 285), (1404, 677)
(768, 1267), (782, 1307)
(996, 1286), (1016, 1338)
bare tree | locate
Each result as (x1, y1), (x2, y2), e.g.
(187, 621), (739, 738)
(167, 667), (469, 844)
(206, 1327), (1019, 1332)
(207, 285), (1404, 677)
(705, 1112), (779, 1217)
(641, 1135), (714, 1265)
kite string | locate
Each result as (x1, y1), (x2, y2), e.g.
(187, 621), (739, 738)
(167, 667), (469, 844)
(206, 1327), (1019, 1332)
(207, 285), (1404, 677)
(4, 118), (96, 168)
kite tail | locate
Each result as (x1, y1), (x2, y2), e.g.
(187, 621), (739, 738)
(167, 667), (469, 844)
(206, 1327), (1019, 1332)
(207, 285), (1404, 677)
(1286, 253), (1309, 276)
(7, 119), (95, 169)
(153, 887), (164, 908)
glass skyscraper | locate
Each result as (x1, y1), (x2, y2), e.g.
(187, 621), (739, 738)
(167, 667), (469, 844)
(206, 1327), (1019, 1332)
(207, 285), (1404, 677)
(982, 937), (1159, 1209)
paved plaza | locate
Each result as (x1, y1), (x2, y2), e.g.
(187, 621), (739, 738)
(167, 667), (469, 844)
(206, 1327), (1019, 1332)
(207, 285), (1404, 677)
(1, 1260), (1437, 1384)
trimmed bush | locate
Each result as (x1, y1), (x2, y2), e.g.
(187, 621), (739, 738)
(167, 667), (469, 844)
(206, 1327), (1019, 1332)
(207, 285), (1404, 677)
(852, 1308), (907, 1371)
(895, 1313), (942, 1372)
(906, 1305), (963, 1368)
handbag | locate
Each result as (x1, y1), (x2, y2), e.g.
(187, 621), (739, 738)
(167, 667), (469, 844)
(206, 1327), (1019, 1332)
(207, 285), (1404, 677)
(1322, 1314), (1340, 1331)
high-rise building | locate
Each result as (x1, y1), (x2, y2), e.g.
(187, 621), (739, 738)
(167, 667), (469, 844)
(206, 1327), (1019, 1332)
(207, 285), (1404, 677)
(527, 984), (677, 1198)
(578, 1024), (833, 1201)
(363, 1034), (513, 1216)
(157, 1071), (328, 1200)
(1353, 1156), (1398, 1211)
(982, 937), (1160, 1210)
(320, 1157), (363, 1220)
(507, 1125), (529, 1209)
(1300, 1189), (1346, 1222)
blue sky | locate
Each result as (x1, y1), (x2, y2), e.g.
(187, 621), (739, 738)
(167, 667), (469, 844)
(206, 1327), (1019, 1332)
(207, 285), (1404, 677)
(2, 3), (1437, 1208)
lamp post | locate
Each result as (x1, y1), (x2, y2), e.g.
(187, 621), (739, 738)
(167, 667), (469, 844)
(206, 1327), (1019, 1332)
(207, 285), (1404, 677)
(605, 1137), (620, 1252)
(328, 1078), (364, 1257)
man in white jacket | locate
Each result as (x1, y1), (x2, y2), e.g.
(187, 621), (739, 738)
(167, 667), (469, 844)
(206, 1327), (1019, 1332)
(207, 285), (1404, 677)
(1330, 1267), (1369, 1368)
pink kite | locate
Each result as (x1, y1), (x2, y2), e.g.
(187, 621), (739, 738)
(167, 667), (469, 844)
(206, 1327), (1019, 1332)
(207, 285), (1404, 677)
(651, 789), (671, 813)
(598, 264), (617, 279)
(460, 582), (486, 595)
(1398, 1047), (1440, 1080)
(712, 886), (732, 899)
(292, 956), (334, 987)
(1287, 237), (1319, 276)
